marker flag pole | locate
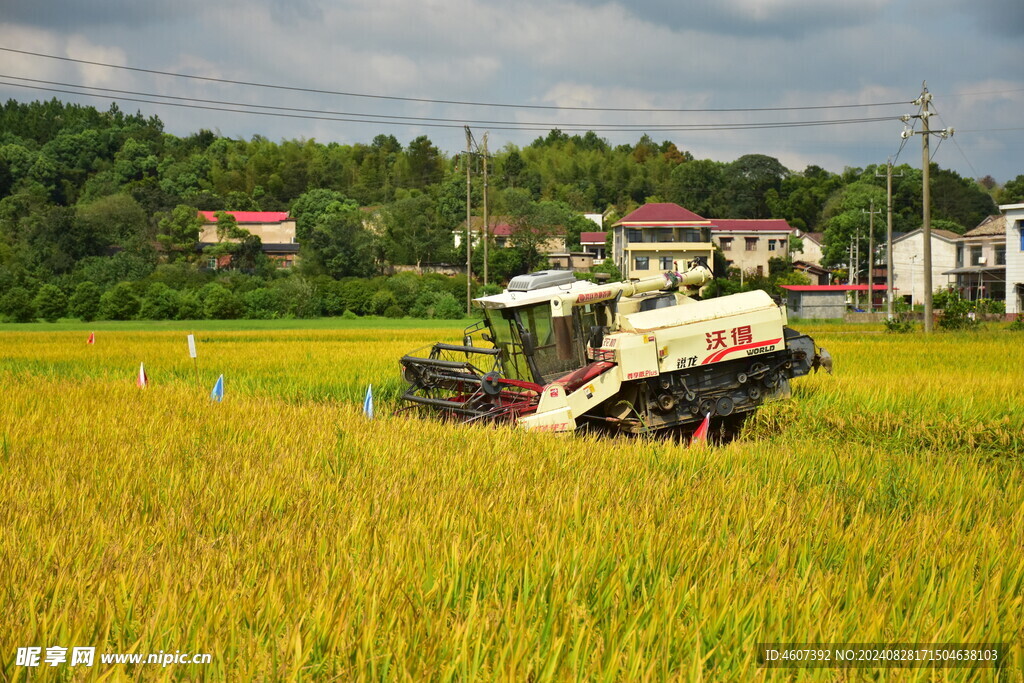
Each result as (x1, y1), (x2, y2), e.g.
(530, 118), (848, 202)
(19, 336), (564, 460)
(137, 362), (148, 388)
(187, 333), (200, 388)
(363, 385), (374, 419)
(690, 412), (710, 445)
(210, 374), (224, 402)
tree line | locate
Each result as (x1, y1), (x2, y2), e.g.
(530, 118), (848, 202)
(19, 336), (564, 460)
(1, 98), (1019, 322)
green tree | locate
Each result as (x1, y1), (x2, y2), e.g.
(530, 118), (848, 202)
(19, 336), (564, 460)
(176, 291), (204, 320)
(0, 286), (36, 322)
(820, 181), (887, 268)
(269, 277), (321, 318)
(243, 287), (288, 319)
(99, 282), (141, 320)
(380, 195), (450, 267)
(156, 205), (203, 260)
(404, 136), (445, 189)
(69, 281), (102, 321)
(290, 189), (358, 239)
(138, 282), (180, 320)
(929, 165), (997, 230)
(502, 189), (571, 273)
(202, 284), (244, 319)
(663, 159), (725, 217)
(33, 283), (67, 322)
(300, 208), (377, 279)
(721, 154), (790, 218)
(21, 204), (102, 275)
(76, 193), (148, 251)
(998, 174), (1024, 204)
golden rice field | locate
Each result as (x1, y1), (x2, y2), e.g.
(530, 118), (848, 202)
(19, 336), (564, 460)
(1, 322), (1023, 681)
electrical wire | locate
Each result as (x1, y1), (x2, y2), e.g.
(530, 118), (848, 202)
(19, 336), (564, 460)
(4, 74), (897, 130)
(891, 98), (923, 166)
(0, 79), (904, 133)
(0, 46), (911, 114)
(931, 106), (979, 178)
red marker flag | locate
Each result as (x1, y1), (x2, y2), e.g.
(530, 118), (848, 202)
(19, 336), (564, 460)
(690, 413), (711, 445)
(87, 332), (95, 345)
(137, 362), (148, 388)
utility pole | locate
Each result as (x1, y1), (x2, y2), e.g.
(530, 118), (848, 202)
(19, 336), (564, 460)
(848, 239), (854, 286)
(876, 159), (903, 320)
(481, 132), (489, 287)
(853, 229), (860, 309)
(901, 82), (953, 333)
(909, 255), (917, 307)
(862, 200), (882, 313)
(464, 126), (473, 316)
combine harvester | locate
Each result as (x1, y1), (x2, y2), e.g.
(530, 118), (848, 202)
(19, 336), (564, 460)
(399, 258), (831, 436)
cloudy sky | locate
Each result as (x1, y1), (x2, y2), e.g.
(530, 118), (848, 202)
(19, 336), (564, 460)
(1, 0), (1022, 182)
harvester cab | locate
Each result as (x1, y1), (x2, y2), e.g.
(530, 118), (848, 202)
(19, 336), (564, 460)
(399, 258), (831, 435)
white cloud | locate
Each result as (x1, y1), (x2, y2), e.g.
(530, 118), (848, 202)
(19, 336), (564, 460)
(0, 0), (1020, 180)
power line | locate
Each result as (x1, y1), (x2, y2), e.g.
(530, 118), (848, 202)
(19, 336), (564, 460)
(0, 79), (904, 133)
(0, 73), (902, 130)
(945, 86), (1024, 97)
(0, 46), (910, 114)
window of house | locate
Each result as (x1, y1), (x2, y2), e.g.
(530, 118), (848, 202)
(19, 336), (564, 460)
(768, 239), (777, 251)
(720, 238), (732, 251)
(626, 229), (643, 243)
(680, 228), (701, 242)
(1019, 222), (1024, 250)
(634, 256), (649, 270)
(956, 246), (964, 267)
(657, 228), (674, 242)
(756, 265), (764, 276)
(207, 257), (217, 270)
(746, 237), (758, 251)
(996, 245), (1006, 266)
(970, 245), (983, 266)
(660, 256), (674, 270)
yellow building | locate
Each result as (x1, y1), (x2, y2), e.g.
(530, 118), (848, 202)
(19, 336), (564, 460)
(611, 203), (714, 278)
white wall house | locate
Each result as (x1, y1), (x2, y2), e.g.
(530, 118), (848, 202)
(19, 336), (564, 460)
(890, 228), (959, 306)
(1001, 203), (1024, 317)
(793, 231), (825, 266)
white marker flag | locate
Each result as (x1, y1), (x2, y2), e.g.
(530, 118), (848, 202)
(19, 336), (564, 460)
(187, 334), (197, 359)
(363, 385), (374, 419)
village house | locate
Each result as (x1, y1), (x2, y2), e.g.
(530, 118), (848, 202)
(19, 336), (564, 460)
(580, 232), (607, 261)
(611, 203), (796, 280)
(198, 211), (299, 269)
(712, 219), (796, 278)
(793, 231), (825, 265)
(944, 215), (1007, 302)
(889, 227), (959, 306)
(611, 203), (714, 278)
(1001, 202), (1024, 318)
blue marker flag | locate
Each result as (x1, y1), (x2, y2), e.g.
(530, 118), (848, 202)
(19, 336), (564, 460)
(363, 384), (374, 419)
(210, 374), (224, 402)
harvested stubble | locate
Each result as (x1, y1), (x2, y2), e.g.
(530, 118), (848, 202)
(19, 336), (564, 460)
(1, 327), (1022, 680)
